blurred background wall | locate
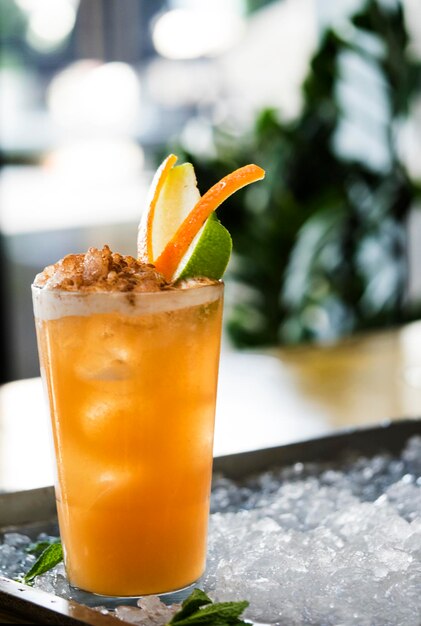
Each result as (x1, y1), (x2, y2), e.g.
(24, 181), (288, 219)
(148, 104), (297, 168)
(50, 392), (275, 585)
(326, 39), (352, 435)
(0, 0), (420, 382)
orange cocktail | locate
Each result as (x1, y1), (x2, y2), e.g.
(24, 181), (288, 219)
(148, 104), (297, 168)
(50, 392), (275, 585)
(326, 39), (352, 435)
(32, 283), (223, 596)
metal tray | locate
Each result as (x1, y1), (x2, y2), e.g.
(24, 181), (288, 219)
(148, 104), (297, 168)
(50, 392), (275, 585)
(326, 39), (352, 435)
(1, 419), (420, 625)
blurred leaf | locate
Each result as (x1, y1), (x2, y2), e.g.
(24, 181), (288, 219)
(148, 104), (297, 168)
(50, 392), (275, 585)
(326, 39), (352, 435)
(168, 0), (421, 347)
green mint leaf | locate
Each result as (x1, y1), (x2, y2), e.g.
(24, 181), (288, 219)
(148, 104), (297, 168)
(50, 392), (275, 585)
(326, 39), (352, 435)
(171, 588), (212, 622)
(25, 538), (60, 556)
(168, 590), (249, 626)
(174, 601), (249, 626)
(24, 542), (63, 584)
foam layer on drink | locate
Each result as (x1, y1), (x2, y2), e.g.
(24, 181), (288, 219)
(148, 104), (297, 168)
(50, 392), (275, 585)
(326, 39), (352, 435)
(33, 245), (221, 320)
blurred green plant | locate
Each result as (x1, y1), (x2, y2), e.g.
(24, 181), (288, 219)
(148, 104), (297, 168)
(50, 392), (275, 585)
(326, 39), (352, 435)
(244, 0), (278, 14)
(0, 1), (26, 48)
(174, 0), (421, 347)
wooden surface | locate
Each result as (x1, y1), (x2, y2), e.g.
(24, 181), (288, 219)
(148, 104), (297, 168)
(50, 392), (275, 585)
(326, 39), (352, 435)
(2, 322), (421, 492)
(273, 322), (421, 426)
(0, 577), (120, 625)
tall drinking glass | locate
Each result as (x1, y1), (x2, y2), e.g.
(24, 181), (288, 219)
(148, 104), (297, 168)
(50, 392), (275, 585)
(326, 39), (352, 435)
(32, 283), (223, 597)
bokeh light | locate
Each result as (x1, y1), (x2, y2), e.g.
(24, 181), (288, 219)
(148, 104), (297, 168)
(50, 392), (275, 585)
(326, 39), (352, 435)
(44, 139), (144, 183)
(47, 61), (141, 133)
(152, 7), (244, 60)
(16, 0), (78, 52)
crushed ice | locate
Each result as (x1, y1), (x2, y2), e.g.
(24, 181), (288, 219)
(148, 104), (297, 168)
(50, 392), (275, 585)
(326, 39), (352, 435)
(1, 436), (420, 626)
(113, 596), (180, 626)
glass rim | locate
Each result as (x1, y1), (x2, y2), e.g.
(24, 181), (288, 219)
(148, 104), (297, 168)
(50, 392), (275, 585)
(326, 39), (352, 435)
(32, 281), (224, 320)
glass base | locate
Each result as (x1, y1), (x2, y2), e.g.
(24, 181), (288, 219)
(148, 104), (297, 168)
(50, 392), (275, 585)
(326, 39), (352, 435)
(69, 580), (200, 608)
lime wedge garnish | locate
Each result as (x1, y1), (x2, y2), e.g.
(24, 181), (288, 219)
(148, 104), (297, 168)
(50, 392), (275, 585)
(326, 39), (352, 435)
(174, 212), (232, 281)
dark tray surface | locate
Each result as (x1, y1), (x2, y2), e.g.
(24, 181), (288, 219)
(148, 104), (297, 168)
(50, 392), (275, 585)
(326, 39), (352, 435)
(214, 417), (421, 479)
(1, 418), (420, 625)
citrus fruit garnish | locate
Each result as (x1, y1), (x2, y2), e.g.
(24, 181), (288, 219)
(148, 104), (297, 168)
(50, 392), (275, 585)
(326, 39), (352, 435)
(175, 212), (232, 281)
(138, 156), (265, 281)
(137, 153), (178, 264)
